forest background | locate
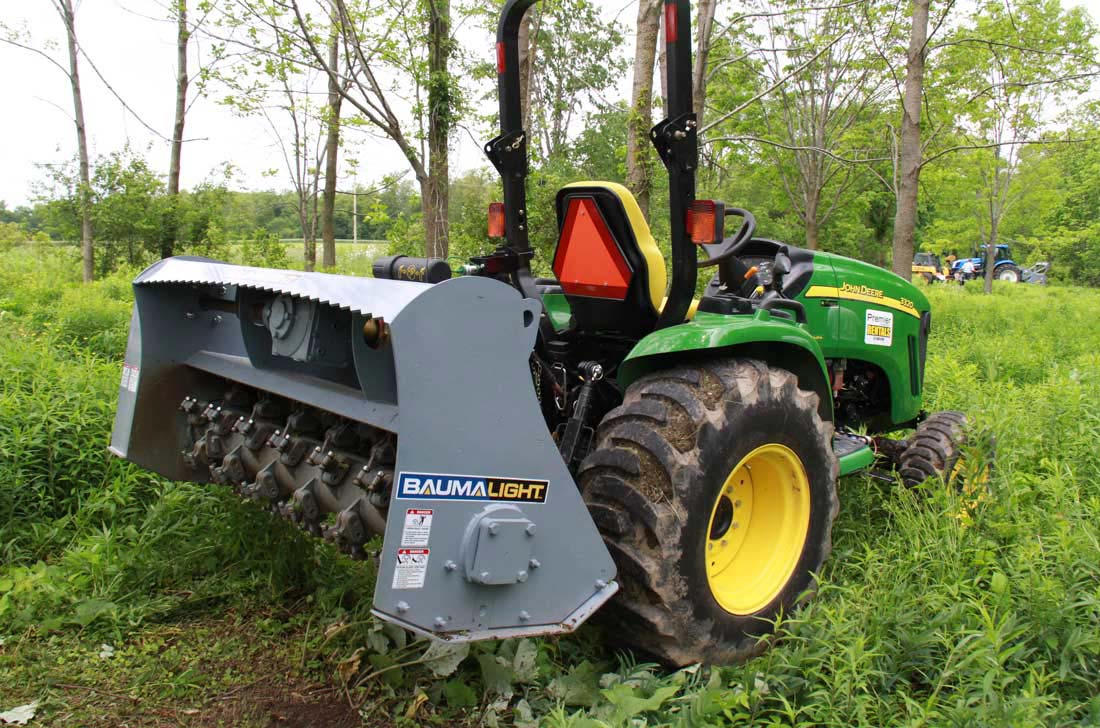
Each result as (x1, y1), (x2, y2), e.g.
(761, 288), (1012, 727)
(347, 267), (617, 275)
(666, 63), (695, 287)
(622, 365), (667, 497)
(2, 0), (1100, 287)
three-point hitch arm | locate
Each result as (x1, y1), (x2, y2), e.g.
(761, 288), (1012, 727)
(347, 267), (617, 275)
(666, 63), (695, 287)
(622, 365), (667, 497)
(486, 0), (700, 331)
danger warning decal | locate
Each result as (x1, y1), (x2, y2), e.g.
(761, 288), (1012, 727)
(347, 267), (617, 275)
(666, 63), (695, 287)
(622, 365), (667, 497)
(392, 548), (429, 590)
(865, 309), (894, 346)
(119, 364), (139, 393)
(396, 473), (549, 504)
(400, 509), (433, 547)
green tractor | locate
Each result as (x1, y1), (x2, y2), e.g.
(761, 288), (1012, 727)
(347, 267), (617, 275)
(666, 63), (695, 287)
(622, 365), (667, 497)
(110, 0), (976, 666)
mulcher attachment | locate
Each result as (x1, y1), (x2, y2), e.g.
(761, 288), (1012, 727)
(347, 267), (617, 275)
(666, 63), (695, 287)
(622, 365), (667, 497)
(110, 257), (617, 641)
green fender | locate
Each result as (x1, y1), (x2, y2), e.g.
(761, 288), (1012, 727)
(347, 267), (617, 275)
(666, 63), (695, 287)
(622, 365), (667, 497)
(617, 310), (834, 422)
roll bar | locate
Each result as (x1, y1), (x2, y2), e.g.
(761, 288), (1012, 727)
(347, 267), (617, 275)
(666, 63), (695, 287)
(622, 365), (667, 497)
(486, 0), (699, 330)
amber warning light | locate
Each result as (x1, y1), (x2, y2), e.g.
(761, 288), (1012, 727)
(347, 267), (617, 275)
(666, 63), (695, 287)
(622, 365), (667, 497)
(687, 200), (726, 245)
(488, 202), (505, 239)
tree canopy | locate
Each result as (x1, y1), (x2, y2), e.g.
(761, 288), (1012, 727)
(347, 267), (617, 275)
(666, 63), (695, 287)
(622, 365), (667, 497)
(4, 0), (1099, 285)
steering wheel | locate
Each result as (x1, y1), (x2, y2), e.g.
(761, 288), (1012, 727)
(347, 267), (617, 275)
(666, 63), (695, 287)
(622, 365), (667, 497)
(698, 207), (756, 268)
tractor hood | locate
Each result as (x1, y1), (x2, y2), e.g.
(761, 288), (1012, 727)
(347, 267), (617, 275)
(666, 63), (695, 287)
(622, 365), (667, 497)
(814, 251), (930, 318)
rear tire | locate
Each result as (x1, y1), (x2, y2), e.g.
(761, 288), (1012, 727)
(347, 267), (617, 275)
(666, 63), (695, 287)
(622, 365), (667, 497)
(996, 265), (1021, 283)
(578, 359), (838, 666)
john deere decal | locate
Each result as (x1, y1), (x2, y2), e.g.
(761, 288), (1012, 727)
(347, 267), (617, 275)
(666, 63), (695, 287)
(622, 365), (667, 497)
(396, 473), (549, 504)
(804, 283), (920, 318)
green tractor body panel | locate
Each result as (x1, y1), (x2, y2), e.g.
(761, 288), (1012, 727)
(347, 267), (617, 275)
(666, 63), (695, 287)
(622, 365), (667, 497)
(543, 249), (931, 430)
(618, 309), (827, 389)
(836, 442), (876, 476)
(797, 252), (929, 426)
(542, 292), (573, 332)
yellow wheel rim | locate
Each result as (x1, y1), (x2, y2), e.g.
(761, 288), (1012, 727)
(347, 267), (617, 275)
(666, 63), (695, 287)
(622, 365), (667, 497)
(705, 444), (811, 615)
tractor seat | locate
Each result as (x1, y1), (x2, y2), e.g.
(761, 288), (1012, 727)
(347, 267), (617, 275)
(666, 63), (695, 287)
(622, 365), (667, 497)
(551, 182), (668, 337)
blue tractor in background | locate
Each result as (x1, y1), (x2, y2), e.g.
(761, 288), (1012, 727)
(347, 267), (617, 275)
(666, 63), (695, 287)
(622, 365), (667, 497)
(952, 244), (1023, 282)
(951, 243), (1049, 284)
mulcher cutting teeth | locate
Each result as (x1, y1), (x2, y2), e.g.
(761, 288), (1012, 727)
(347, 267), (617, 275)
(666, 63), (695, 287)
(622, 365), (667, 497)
(180, 386), (395, 556)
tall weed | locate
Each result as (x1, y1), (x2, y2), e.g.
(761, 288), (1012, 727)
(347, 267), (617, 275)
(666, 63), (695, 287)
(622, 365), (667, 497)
(2, 248), (1099, 725)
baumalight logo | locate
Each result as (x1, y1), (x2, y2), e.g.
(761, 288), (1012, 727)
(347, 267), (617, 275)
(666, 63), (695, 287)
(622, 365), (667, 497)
(396, 473), (549, 504)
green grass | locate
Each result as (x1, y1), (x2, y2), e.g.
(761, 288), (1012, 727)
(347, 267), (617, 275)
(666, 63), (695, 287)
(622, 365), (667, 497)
(1, 247), (1099, 726)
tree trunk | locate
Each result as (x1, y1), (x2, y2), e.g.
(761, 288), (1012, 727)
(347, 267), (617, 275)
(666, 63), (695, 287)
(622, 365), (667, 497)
(984, 210), (997, 294)
(301, 170), (317, 271)
(419, 175), (446, 259)
(518, 10), (535, 128)
(165, 0), (188, 259)
(805, 187), (821, 250)
(302, 197), (316, 271)
(425, 0), (451, 258)
(890, 0), (929, 278)
(626, 0), (661, 217)
(805, 215), (820, 251)
(692, 0), (717, 127)
(657, 7), (668, 116)
(321, 8), (341, 269)
(983, 146), (1000, 294)
(58, 0), (93, 282)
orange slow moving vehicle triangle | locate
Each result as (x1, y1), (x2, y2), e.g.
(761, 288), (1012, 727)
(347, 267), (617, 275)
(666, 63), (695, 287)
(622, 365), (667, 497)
(552, 197), (634, 300)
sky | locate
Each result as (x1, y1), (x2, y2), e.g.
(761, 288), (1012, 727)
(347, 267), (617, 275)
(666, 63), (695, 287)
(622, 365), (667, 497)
(0, 0), (504, 207)
(1, 0), (1099, 209)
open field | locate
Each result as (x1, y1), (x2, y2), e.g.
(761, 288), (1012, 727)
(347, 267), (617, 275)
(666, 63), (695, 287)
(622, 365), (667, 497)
(1, 245), (1098, 727)
(10, 241), (389, 278)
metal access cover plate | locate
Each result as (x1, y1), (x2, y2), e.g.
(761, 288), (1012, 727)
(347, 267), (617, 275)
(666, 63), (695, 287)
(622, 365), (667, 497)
(463, 508), (536, 586)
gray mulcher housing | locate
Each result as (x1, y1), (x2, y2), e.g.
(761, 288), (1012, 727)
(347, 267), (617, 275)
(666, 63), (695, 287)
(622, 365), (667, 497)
(111, 257), (617, 641)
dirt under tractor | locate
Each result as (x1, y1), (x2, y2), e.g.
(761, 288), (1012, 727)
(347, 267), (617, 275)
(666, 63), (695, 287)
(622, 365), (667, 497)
(110, 0), (976, 666)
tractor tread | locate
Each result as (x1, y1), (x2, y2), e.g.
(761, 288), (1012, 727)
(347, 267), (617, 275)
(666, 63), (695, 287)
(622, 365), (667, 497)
(597, 400), (670, 432)
(578, 358), (838, 666)
(898, 411), (969, 487)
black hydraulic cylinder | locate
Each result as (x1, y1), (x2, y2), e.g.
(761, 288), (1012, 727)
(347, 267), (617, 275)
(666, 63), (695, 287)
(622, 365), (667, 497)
(372, 255), (452, 284)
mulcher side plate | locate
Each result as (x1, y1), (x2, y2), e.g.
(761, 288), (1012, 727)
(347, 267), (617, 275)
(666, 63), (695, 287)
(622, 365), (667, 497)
(110, 257), (618, 641)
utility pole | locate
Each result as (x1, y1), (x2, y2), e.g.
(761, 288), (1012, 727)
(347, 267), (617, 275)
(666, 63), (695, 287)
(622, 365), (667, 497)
(352, 187), (358, 247)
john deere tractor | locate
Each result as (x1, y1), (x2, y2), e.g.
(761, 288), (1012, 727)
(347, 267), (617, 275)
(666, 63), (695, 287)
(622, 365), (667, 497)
(110, 0), (975, 666)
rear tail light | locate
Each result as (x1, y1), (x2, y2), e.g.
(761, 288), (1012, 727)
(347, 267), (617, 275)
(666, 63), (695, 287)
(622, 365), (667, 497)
(664, 3), (678, 42)
(488, 202), (505, 239)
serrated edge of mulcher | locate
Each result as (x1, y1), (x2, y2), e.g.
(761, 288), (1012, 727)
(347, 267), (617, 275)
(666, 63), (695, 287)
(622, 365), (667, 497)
(134, 256), (431, 320)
